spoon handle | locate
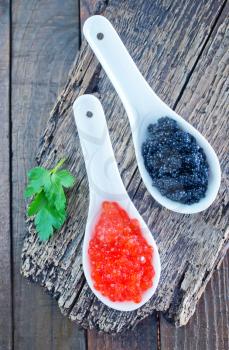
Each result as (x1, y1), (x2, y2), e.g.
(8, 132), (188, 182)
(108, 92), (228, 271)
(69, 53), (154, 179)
(83, 15), (160, 123)
(73, 94), (125, 198)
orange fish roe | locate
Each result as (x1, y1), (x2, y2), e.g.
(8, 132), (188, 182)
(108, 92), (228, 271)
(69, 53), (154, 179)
(88, 201), (155, 303)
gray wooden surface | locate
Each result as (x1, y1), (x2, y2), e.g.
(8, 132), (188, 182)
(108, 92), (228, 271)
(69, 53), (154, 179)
(21, 0), (229, 334)
(0, 1), (12, 349)
(0, 0), (228, 349)
(11, 0), (86, 349)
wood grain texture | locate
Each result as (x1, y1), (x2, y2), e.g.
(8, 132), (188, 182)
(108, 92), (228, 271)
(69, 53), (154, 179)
(80, 0), (98, 27)
(0, 2), (12, 349)
(21, 0), (228, 334)
(11, 1), (86, 349)
(160, 254), (229, 350)
(127, 1), (229, 327)
(88, 314), (158, 350)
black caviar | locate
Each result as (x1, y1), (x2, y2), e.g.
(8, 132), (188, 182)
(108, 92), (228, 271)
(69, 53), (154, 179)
(142, 117), (209, 204)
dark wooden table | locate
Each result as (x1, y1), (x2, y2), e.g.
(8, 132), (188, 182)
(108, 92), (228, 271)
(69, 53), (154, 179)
(0, 0), (228, 349)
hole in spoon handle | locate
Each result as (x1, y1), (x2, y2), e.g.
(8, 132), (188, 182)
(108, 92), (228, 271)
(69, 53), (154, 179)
(86, 111), (93, 118)
(97, 32), (104, 40)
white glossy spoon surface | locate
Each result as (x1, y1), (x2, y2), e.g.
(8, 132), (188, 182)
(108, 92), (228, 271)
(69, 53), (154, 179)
(83, 15), (221, 214)
(73, 94), (161, 311)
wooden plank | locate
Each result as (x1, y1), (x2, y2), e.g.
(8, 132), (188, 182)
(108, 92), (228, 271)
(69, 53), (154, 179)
(11, 1), (86, 349)
(0, 2), (12, 349)
(80, 0), (97, 27)
(135, 4), (229, 347)
(20, 0), (228, 334)
(160, 254), (229, 350)
(88, 314), (159, 350)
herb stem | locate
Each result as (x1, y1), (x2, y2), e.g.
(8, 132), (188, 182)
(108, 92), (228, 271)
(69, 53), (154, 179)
(50, 158), (66, 174)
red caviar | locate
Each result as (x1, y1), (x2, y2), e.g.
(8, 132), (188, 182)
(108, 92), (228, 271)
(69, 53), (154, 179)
(88, 201), (155, 303)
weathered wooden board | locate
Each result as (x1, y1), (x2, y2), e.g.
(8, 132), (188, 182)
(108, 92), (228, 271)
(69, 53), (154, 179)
(11, 0), (86, 349)
(88, 314), (158, 350)
(21, 0), (229, 334)
(160, 254), (229, 350)
(80, 0), (97, 28)
(126, 0), (229, 327)
(0, 2), (12, 349)
(159, 5), (229, 348)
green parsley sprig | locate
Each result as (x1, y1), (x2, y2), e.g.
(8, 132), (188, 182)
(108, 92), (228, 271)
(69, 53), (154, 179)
(25, 159), (75, 241)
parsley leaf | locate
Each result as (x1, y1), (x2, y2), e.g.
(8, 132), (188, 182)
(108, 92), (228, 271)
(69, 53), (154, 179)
(53, 170), (75, 188)
(45, 175), (66, 212)
(25, 167), (51, 197)
(25, 159), (75, 241)
(35, 205), (66, 241)
(27, 191), (47, 216)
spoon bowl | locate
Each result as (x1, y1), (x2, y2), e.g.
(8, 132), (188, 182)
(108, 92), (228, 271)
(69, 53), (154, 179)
(73, 94), (161, 311)
(83, 15), (221, 214)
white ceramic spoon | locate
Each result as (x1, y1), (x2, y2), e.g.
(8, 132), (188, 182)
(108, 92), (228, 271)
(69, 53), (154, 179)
(73, 94), (160, 311)
(83, 15), (221, 214)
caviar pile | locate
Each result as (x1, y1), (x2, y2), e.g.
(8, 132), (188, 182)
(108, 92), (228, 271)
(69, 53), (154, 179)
(88, 201), (155, 303)
(142, 117), (209, 204)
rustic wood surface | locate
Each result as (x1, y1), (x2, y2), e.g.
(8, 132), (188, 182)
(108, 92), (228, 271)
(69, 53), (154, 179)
(88, 314), (158, 350)
(160, 255), (229, 350)
(10, 0), (86, 349)
(80, 0), (97, 28)
(0, 2), (12, 350)
(21, 0), (229, 334)
(0, 0), (228, 348)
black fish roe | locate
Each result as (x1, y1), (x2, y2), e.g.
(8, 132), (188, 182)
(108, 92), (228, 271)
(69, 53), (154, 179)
(142, 117), (209, 204)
